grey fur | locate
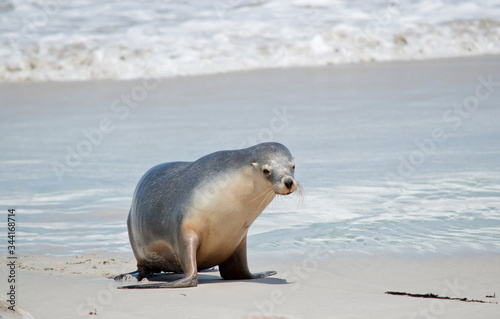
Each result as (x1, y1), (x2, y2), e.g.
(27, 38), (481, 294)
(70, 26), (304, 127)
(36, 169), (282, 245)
(118, 142), (297, 287)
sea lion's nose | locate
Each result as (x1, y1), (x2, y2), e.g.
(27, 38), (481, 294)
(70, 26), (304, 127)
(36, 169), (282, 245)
(283, 178), (294, 189)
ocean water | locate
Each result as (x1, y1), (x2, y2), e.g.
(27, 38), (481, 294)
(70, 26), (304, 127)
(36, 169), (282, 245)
(1, 56), (500, 256)
(1, 0), (500, 81)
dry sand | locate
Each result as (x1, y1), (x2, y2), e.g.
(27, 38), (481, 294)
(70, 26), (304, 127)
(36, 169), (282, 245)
(1, 252), (499, 319)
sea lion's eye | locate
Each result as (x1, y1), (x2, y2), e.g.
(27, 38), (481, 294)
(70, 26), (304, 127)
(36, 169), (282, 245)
(263, 168), (271, 176)
(291, 164), (295, 171)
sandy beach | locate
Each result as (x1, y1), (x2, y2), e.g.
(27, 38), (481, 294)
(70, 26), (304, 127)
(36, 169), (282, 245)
(1, 55), (500, 318)
(1, 252), (499, 318)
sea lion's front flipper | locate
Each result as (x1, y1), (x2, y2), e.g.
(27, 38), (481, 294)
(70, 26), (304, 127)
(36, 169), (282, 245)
(118, 229), (200, 289)
(219, 236), (276, 280)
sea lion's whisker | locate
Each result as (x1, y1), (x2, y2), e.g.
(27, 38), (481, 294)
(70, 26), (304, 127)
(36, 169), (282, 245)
(257, 188), (276, 218)
(253, 188), (276, 216)
(249, 186), (275, 203)
(294, 182), (305, 208)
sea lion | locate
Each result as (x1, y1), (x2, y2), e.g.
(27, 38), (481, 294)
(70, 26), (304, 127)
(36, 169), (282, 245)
(116, 142), (298, 288)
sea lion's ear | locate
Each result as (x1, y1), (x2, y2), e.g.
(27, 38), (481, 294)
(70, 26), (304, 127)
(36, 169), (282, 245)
(251, 162), (259, 168)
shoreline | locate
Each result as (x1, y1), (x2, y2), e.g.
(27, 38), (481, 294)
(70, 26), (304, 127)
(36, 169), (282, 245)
(1, 53), (499, 86)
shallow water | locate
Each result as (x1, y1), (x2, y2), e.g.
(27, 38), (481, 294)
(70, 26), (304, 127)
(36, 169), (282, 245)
(1, 56), (500, 256)
(1, 0), (500, 81)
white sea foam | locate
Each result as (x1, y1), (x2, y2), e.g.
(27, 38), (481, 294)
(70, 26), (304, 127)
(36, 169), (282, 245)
(1, 0), (500, 81)
(248, 175), (500, 255)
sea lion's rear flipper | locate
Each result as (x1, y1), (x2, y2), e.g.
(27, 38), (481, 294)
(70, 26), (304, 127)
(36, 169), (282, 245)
(251, 270), (277, 278)
(117, 278), (197, 289)
(219, 236), (277, 280)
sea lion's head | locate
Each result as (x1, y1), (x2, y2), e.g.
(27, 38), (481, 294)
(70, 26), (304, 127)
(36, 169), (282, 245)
(251, 142), (298, 195)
